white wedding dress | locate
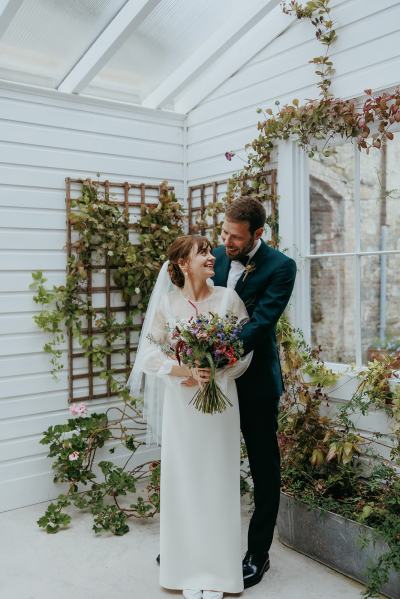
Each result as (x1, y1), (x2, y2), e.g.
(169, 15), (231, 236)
(141, 284), (252, 593)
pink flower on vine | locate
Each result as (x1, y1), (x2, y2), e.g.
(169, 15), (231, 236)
(70, 402), (88, 416)
(68, 451), (80, 461)
(225, 151), (235, 161)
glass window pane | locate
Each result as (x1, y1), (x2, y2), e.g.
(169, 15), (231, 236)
(310, 256), (355, 364)
(86, 0), (232, 103)
(0, 0), (126, 87)
(309, 141), (355, 254)
(360, 131), (400, 252)
(361, 253), (400, 365)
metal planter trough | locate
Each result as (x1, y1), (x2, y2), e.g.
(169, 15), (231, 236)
(277, 491), (399, 599)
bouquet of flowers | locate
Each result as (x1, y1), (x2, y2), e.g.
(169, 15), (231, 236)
(149, 312), (244, 414)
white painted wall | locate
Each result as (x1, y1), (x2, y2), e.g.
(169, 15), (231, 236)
(0, 83), (185, 511)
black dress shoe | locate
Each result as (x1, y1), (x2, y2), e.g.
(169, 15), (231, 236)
(242, 551), (270, 588)
(156, 554), (160, 565)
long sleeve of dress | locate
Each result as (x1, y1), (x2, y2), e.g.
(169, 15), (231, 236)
(140, 298), (175, 378)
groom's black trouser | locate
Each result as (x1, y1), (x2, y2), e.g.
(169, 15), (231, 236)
(238, 388), (281, 556)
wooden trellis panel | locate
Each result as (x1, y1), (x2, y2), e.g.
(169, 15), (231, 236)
(187, 169), (278, 247)
(65, 177), (174, 403)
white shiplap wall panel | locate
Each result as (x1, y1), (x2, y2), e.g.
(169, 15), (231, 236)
(0, 251), (67, 271)
(0, 231), (66, 251)
(0, 334), (65, 357)
(186, 0), (400, 168)
(0, 188), (66, 210)
(0, 94), (183, 144)
(0, 143), (181, 182)
(0, 164), (184, 196)
(0, 121), (183, 163)
(0, 272), (65, 293)
(0, 208), (65, 229)
(0, 86), (183, 511)
(203, 0), (400, 104)
(0, 293), (39, 313)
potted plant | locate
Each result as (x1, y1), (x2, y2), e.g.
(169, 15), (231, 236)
(273, 318), (400, 599)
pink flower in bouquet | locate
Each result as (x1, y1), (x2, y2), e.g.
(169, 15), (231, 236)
(149, 312), (245, 414)
(68, 451), (80, 461)
(225, 151), (235, 161)
(69, 402), (88, 416)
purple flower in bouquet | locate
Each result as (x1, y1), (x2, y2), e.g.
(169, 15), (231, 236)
(148, 311), (245, 414)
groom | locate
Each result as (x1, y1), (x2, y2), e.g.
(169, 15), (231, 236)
(212, 197), (297, 589)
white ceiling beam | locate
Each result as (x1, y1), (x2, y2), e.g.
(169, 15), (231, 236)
(142, 0), (281, 110)
(57, 0), (162, 94)
(175, 4), (295, 115)
(0, 0), (23, 38)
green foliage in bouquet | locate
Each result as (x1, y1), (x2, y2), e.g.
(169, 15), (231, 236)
(166, 311), (244, 414)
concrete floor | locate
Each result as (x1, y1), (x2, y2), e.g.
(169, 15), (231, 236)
(0, 498), (383, 599)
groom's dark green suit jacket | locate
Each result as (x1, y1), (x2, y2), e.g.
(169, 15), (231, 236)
(212, 240), (297, 401)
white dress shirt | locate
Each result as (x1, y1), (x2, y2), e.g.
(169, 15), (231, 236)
(226, 239), (261, 289)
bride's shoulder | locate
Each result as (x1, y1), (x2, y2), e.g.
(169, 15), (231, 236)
(212, 285), (228, 293)
(212, 286), (239, 301)
(213, 285), (236, 295)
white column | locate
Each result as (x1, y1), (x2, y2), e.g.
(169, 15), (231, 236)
(277, 140), (311, 343)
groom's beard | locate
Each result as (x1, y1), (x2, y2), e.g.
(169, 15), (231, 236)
(225, 237), (256, 261)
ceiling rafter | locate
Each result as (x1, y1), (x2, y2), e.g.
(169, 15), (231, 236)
(175, 4), (294, 115)
(142, 0), (281, 110)
(0, 0), (24, 38)
(57, 0), (162, 95)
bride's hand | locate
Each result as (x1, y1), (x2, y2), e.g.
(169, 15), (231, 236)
(181, 376), (198, 387)
(190, 366), (211, 386)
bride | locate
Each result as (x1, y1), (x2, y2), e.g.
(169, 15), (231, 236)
(128, 235), (253, 599)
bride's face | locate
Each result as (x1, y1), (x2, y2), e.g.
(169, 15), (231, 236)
(181, 243), (215, 281)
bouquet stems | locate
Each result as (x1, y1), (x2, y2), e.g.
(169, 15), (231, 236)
(189, 378), (233, 414)
(188, 351), (233, 414)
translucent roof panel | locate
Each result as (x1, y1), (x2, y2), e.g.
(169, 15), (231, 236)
(84, 0), (232, 105)
(0, 0), (126, 87)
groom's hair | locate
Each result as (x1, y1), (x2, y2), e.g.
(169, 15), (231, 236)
(167, 235), (212, 288)
(225, 197), (266, 234)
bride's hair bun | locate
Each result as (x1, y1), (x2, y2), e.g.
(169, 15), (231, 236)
(167, 235), (213, 288)
(167, 262), (184, 288)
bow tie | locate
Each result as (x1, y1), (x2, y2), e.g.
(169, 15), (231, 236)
(231, 255), (249, 267)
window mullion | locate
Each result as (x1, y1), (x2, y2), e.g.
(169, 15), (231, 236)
(354, 142), (362, 368)
(277, 140), (311, 343)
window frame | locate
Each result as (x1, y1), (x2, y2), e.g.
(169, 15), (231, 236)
(278, 137), (400, 374)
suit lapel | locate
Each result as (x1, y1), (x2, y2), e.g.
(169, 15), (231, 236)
(234, 239), (269, 295)
(216, 250), (231, 286)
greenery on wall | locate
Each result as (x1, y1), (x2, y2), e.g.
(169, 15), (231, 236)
(31, 180), (183, 535)
(224, 0), (400, 216)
